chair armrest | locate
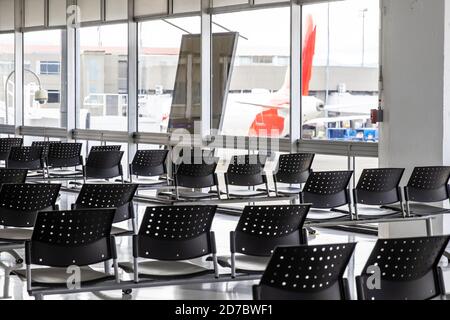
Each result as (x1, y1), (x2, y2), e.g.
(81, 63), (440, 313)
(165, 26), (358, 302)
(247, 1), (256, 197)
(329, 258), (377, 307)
(210, 231), (217, 254)
(132, 235), (139, 259)
(230, 231), (236, 254)
(109, 236), (118, 260)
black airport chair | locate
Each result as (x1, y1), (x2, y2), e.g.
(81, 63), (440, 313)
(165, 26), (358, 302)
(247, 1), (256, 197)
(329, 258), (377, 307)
(83, 150), (125, 183)
(72, 184), (139, 236)
(0, 169), (28, 187)
(128, 149), (169, 187)
(402, 166), (450, 216)
(353, 168), (405, 219)
(119, 206), (219, 282)
(356, 236), (450, 300)
(217, 205), (310, 277)
(91, 145), (122, 152)
(300, 171), (353, 221)
(0, 138), (23, 162)
(224, 155), (269, 199)
(272, 153), (315, 196)
(46, 143), (83, 168)
(253, 243), (356, 300)
(45, 143), (83, 179)
(31, 141), (62, 159)
(6, 147), (45, 178)
(159, 156), (220, 200)
(13, 209), (119, 299)
(0, 184), (61, 243)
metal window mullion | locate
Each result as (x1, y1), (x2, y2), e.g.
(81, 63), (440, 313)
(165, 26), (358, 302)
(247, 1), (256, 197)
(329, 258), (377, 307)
(14, 0), (24, 133)
(101, 0), (106, 22)
(127, 0), (137, 165)
(66, 0), (79, 139)
(74, 17), (81, 132)
(44, 0), (50, 27)
(200, 0), (211, 142)
(290, 0), (301, 152)
(168, 0), (173, 15)
(60, 27), (69, 132)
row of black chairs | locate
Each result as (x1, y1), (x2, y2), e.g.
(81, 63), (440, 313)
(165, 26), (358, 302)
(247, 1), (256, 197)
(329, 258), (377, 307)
(2, 140), (450, 223)
(0, 140), (124, 182)
(4, 204), (448, 300)
(1, 143), (450, 223)
(254, 235), (449, 300)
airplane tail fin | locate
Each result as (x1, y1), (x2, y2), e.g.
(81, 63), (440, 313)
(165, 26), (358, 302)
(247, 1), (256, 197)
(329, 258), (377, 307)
(302, 15), (316, 96)
(278, 14), (316, 96)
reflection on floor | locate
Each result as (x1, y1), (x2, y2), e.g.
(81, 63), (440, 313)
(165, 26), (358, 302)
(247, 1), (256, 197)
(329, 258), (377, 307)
(0, 191), (389, 300)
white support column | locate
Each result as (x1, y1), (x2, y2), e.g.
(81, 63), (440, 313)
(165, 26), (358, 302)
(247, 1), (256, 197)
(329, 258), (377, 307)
(379, 0), (450, 237)
(200, 0), (212, 142)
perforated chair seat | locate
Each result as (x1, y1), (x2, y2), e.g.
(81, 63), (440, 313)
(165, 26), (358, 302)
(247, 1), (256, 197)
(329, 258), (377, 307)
(0, 228), (33, 242)
(48, 169), (83, 177)
(13, 267), (113, 285)
(227, 190), (269, 198)
(257, 186), (302, 195)
(273, 186), (302, 195)
(111, 226), (134, 237)
(406, 204), (450, 216)
(159, 189), (218, 200)
(384, 203), (450, 216)
(119, 261), (213, 278)
(306, 209), (350, 222)
(126, 177), (167, 187)
(217, 255), (270, 273)
(354, 205), (404, 219)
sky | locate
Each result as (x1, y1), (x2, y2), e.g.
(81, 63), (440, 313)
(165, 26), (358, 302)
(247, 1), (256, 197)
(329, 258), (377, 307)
(16, 0), (380, 67)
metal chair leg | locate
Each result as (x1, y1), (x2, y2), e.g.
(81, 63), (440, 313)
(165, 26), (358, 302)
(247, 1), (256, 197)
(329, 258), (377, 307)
(104, 260), (111, 275)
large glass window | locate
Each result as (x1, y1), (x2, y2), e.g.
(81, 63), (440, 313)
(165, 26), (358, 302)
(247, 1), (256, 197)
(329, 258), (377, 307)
(138, 17), (200, 133)
(213, 7), (291, 138)
(23, 29), (63, 127)
(302, 0), (380, 142)
(0, 33), (14, 125)
(79, 23), (128, 131)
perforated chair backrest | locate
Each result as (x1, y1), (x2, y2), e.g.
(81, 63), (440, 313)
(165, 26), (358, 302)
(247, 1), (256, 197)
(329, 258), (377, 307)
(0, 183), (61, 227)
(275, 153), (315, 184)
(0, 169), (28, 187)
(176, 157), (219, 188)
(355, 168), (405, 205)
(131, 149), (168, 177)
(0, 138), (23, 161)
(7, 146), (44, 170)
(27, 209), (116, 268)
(31, 141), (62, 158)
(254, 243), (356, 300)
(136, 206), (217, 261)
(47, 143), (83, 167)
(74, 184), (138, 223)
(90, 145), (121, 152)
(85, 151), (124, 179)
(226, 155), (267, 187)
(405, 166), (450, 203)
(357, 236), (450, 300)
(302, 171), (353, 209)
(235, 205), (310, 257)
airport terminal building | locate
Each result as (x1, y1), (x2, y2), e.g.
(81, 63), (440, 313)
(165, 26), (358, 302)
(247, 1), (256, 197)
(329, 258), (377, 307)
(0, 0), (448, 304)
